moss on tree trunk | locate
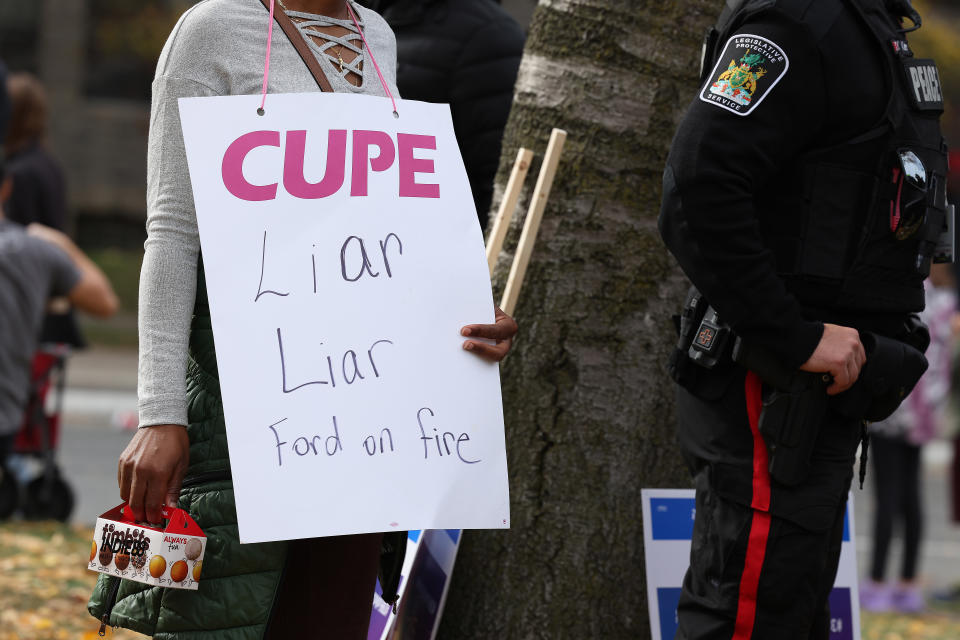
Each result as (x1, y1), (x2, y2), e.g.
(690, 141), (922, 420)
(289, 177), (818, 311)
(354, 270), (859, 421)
(437, 1), (721, 638)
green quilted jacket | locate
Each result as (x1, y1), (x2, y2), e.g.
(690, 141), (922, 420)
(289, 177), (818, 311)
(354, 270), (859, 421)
(88, 264), (405, 638)
(88, 264), (289, 639)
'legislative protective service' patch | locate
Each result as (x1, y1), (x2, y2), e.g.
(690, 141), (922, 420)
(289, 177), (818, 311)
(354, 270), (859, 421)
(700, 34), (789, 116)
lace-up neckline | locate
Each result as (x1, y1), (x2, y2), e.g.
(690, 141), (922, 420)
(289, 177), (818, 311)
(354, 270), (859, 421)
(284, 6), (366, 88)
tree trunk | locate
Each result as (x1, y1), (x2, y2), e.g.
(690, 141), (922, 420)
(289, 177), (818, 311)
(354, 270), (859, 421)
(439, 1), (719, 637)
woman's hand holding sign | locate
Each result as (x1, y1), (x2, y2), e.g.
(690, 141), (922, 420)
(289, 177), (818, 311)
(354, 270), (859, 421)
(461, 306), (518, 362)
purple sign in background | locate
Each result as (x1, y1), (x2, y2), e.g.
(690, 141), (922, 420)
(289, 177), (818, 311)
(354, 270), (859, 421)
(828, 588), (854, 640)
(367, 529), (461, 640)
(368, 580), (397, 640)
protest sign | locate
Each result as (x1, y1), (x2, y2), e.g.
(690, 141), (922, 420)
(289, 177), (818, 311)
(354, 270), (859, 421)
(641, 489), (861, 640)
(178, 93), (509, 543)
(367, 528), (461, 640)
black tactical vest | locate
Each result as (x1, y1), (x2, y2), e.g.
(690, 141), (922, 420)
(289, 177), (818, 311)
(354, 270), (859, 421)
(702, 0), (949, 314)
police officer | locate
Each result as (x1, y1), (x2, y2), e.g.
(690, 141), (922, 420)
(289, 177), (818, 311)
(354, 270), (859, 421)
(658, 0), (949, 637)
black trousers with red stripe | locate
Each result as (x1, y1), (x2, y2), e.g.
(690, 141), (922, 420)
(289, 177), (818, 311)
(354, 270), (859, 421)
(674, 371), (860, 640)
(675, 469), (848, 640)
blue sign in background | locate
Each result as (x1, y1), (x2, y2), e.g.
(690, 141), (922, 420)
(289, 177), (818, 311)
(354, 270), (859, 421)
(650, 498), (697, 540)
(647, 496), (856, 640)
(650, 498), (850, 542)
(657, 588), (682, 640)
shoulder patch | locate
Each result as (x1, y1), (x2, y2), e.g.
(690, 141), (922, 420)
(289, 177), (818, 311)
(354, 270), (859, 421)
(699, 34), (789, 116)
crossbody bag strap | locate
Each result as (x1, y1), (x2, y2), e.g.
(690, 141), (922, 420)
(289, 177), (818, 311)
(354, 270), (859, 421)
(259, 0), (335, 93)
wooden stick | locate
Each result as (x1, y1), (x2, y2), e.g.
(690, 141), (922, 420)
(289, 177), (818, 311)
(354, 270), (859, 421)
(499, 129), (567, 316)
(486, 148), (534, 276)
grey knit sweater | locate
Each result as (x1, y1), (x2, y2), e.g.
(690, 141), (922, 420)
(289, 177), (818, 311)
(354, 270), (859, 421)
(139, 0), (398, 427)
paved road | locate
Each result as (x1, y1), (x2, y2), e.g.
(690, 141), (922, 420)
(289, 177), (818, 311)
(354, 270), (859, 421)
(33, 346), (139, 527)
(58, 412), (135, 527)
(36, 347), (960, 597)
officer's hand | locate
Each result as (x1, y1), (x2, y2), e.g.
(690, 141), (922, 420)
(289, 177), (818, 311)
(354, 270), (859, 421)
(118, 425), (190, 524)
(799, 323), (866, 395)
(460, 306), (518, 362)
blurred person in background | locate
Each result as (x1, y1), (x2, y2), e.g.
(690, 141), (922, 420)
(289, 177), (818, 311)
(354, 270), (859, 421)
(951, 149), (960, 532)
(942, 149), (960, 606)
(4, 72), (68, 231)
(361, 0), (524, 229)
(4, 72), (87, 348)
(0, 62), (8, 137)
(0, 91), (119, 475)
(860, 264), (957, 613)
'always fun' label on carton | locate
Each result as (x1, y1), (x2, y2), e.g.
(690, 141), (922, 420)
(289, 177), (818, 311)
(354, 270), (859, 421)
(88, 504), (206, 591)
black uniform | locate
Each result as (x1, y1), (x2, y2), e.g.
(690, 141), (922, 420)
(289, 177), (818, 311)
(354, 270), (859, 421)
(659, 0), (948, 638)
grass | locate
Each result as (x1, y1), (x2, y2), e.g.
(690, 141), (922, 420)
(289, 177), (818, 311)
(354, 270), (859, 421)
(79, 249), (142, 349)
(0, 521), (142, 639)
(2, 521), (960, 639)
(862, 606), (960, 639)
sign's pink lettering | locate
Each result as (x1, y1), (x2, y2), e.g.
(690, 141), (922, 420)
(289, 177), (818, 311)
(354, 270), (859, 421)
(284, 129), (347, 199)
(351, 130), (395, 197)
(222, 131), (280, 201)
(398, 134), (439, 199)
(221, 130), (440, 201)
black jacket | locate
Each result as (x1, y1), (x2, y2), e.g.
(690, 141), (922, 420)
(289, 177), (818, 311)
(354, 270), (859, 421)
(659, 0), (908, 370)
(6, 144), (69, 231)
(662, 0), (947, 533)
(364, 0), (525, 228)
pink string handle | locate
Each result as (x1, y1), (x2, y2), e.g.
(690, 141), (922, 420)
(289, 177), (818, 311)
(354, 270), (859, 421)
(259, 0), (276, 114)
(345, 2), (399, 117)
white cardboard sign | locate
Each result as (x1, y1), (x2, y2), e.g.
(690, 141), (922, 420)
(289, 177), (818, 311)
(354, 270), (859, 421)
(178, 93), (509, 543)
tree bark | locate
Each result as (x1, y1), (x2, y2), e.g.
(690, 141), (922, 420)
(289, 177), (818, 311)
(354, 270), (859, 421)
(438, 1), (719, 637)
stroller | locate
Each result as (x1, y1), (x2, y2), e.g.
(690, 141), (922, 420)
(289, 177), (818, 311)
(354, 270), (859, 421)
(0, 344), (75, 521)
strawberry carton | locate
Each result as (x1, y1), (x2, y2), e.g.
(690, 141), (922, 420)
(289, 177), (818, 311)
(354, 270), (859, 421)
(88, 503), (206, 590)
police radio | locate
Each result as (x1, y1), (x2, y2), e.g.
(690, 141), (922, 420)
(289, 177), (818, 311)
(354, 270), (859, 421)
(688, 306), (732, 369)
